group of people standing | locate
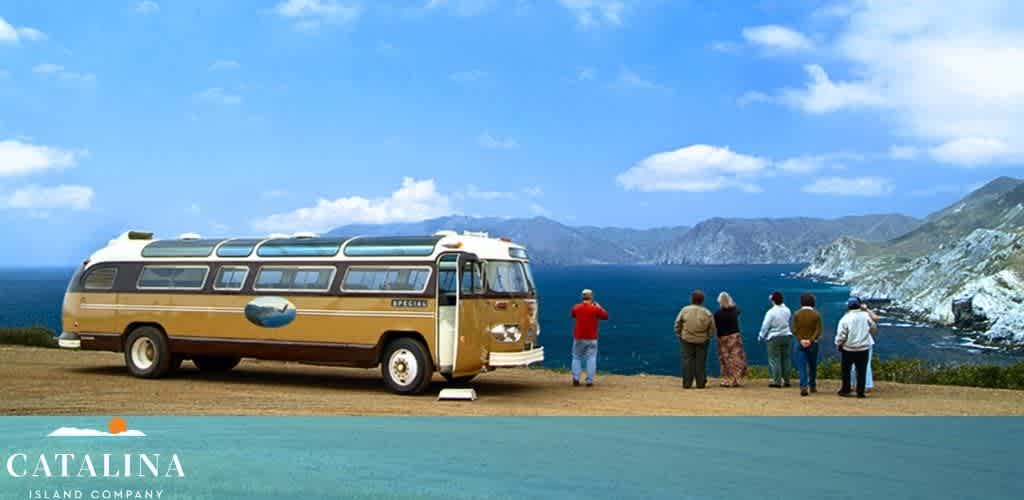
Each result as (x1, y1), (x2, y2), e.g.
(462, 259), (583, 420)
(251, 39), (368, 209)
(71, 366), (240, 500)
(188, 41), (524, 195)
(569, 288), (880, 398)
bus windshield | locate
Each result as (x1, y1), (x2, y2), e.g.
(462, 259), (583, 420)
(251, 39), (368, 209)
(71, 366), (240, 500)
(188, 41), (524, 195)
(485, 260), (531, 294)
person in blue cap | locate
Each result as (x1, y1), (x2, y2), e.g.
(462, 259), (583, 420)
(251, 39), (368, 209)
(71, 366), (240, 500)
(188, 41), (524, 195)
(835, 296), (877, 398)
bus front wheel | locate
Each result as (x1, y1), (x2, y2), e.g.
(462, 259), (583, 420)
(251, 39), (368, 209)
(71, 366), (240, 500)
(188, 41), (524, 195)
(381, 338), (433, 395)
(124, 326), (174, 379)
(193, 356), (241, 373)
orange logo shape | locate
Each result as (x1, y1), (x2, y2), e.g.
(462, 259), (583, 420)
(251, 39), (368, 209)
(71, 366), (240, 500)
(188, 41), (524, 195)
(108, 417), (128, 435)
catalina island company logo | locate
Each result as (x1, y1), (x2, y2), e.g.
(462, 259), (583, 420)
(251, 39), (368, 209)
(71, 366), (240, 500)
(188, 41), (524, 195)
(5, 418), (185, 500)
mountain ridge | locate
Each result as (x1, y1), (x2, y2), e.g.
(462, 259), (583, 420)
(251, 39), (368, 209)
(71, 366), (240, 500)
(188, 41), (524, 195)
(327, 213), (922, 265)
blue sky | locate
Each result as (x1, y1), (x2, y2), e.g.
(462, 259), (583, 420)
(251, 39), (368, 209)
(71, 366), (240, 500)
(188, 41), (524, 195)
(2, 1), (1023, 265)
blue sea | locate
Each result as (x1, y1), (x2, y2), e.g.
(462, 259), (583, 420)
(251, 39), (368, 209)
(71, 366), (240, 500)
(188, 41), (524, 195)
(1, 265), (1021, 375)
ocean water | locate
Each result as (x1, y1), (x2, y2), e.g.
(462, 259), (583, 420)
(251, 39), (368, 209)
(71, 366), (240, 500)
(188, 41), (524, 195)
(1, 266), (1021, 376)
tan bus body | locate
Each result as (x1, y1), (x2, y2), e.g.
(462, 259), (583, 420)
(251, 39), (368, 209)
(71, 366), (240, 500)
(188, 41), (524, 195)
(59, 231), (543, 394)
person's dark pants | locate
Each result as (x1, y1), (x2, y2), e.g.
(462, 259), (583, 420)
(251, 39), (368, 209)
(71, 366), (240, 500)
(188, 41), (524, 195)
(840, 348), (870, 396)
(681, 340), (709, 389)
(766, 336), (792, 386)
(796, 342), (819, 389)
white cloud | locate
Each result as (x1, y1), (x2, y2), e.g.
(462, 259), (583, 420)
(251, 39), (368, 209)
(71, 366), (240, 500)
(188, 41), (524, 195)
(197, 87), (242, 105)
(449, 69), (486, 83)
(780, 64), (884, 114)
(777, 152), (863, 174)
(134, 1), (160, 15)
(0, 140), (81, 177)
(32, 63), (96, 84)
(736, 90), (771, 106)
(802, 176), (893, 197)
(252, 177), (450, 233)
(929, 137), (1017, 166)
(559, 0), (625, 29)
(477, 132), (519, 150)
(0, 16), (47, 43)
(209, 59), (240, 71)
(742, 25), (814, 51)
(424, 0), (497, 17)
(458, 185), (542, 201)
(2, 185), (95, 211)
(529, 203), (550, 216)
(709, 41), (741, 54)
(32, 63), (61, 74)
(617, 144), (768, 193)
(614, 69), (663, 90)
(888, 145), (920, 160)
(766, 2), (1024, 166)
(577, 67), (596, 81)
(274, 0), (361, 32)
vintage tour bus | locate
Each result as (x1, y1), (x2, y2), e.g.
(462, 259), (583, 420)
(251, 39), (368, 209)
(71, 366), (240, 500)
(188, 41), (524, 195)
(59, 230), (543, 394)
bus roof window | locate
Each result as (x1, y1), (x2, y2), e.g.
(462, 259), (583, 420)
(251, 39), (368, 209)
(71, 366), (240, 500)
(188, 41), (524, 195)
(142, 239), (223, 258)
(216, 239), (263, 258)
(344, 236), (442, 257)
(257, 238), (346, 257)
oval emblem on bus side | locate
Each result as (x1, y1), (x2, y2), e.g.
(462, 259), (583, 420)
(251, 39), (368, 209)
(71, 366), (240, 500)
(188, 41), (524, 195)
(244, 296), (296, 328)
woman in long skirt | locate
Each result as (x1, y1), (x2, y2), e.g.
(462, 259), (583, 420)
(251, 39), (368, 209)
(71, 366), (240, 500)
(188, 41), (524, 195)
(714, 292), (748, 387)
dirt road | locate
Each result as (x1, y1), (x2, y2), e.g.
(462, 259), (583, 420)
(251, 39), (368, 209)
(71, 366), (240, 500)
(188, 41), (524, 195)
(3, 346), (1023, 415)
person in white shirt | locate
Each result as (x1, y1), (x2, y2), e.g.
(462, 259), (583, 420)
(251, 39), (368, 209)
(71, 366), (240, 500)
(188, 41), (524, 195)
(758, 291), (793, 388)
(835, 297), (877, 398)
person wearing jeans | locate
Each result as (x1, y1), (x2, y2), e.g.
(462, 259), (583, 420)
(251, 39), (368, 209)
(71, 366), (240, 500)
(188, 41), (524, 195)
(791, 293), (823, 396)
(570, 289), (609, 387)
(674, 290), (716, 389)
(836, 296), (877, 398)
(758, 291), (793, 388)
(571, 339), (598, 387)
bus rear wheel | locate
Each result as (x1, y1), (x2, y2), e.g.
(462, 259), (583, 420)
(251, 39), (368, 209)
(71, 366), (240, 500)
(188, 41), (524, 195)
(124, 326), (174, 379)
(381, 338), (433, 395)
(193, 355), (241, 373)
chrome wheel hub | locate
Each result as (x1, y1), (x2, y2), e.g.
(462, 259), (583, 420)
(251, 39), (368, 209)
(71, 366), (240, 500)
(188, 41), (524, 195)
(130, 337), (156, 371)
(388, 348), (418, 386)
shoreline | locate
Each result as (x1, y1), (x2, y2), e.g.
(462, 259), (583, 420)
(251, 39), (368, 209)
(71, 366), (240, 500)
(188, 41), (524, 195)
(3, 345), (1023, 416)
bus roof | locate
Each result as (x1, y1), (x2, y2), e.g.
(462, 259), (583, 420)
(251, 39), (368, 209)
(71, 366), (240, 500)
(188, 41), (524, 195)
(84, 230), (529, 265)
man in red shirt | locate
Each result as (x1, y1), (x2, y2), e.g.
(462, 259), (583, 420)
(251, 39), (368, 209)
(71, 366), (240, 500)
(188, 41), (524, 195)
(570, 289), (609, 387)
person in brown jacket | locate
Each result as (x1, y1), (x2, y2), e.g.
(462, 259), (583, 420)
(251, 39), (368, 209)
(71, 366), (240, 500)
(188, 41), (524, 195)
(791, 293), (823, 396)
(674, 290), (716, 389)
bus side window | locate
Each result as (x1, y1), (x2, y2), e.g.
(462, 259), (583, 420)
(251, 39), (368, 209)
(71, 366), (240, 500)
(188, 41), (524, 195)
(83, 266), (117, 291)
(462, 261), (483, 295)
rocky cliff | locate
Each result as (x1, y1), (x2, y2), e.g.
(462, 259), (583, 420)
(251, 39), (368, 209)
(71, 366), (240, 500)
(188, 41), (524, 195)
(801, 177), (1024, 347)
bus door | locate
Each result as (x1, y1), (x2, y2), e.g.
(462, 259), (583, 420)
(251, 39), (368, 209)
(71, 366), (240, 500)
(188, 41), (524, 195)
(436, 253), (483, 375)
(435, 254), (460, 374)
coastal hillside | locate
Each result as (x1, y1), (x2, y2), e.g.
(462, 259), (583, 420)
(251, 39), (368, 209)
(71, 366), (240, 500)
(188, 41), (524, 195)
(801, 177), (1024, 347)
(328, 215), (690, 265)
(654, 214), (921, 264)
(328, 214), (920, 265)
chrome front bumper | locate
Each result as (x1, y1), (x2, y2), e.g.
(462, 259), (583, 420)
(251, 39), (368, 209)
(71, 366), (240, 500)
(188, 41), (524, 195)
(488, 346), (544, 367)
(57, 332), (80, 349)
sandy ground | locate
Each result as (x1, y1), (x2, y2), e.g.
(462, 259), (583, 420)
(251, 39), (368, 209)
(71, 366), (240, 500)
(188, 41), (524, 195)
(3, 345), (1024, 416)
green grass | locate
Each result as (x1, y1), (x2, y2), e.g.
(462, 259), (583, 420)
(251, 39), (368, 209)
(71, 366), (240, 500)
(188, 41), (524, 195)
(0, 326), (58, 348)
(749, 356), (1024, 390)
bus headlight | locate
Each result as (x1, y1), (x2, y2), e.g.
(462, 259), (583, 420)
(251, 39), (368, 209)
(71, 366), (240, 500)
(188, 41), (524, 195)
(489, 324), (522, 343)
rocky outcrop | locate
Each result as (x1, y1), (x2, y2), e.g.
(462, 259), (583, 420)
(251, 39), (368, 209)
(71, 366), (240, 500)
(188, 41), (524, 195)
(800, 177), (1024, 348)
